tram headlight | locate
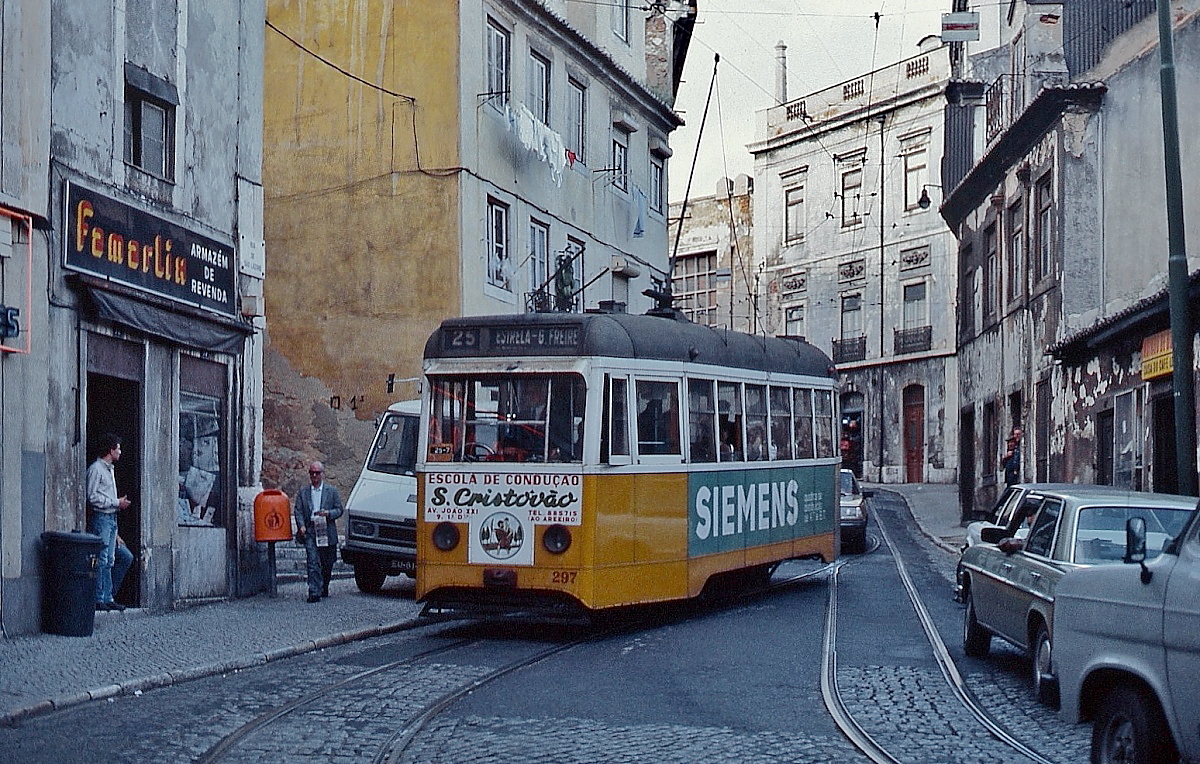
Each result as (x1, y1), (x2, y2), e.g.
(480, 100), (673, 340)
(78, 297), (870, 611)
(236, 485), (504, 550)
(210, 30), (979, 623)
(542, 524), (571, 554)
(432, 522), (460, 551)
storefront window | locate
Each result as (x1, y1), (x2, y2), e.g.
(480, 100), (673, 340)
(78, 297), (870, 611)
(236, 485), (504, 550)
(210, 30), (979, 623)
(178, 390), (224, 527)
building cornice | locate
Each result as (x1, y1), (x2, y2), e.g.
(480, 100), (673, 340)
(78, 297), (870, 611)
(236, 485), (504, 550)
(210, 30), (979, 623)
(940, 83), (1107, 228)
(1047, 269), (1200, 363)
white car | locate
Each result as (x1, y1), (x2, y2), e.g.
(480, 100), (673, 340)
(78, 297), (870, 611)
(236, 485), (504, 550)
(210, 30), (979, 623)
(839, 469), (872, 554)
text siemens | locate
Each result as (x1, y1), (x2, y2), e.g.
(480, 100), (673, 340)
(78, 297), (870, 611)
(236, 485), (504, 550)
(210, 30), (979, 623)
(694, 480), (821, 539)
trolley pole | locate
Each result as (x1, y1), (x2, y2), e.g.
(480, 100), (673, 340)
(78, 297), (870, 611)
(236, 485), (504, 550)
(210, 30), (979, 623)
(1157, 0), (1198, 496)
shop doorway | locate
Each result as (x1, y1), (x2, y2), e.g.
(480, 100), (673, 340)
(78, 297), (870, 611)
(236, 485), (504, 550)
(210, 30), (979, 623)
(86, 373), (143, 607)
(959, 407), (975, 521)
(1151, 393), (1177, 494)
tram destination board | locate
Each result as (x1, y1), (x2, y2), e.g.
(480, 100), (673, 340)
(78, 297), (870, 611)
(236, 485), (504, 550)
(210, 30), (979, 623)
(440, 324), (582, 355)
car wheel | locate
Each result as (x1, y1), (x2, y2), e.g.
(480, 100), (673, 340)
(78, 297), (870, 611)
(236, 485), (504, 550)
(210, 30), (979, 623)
(1031, 622), (1058, 707)
(963, 590), (991, 658)
(1091, 684), (1173, 764)
(354, 565), (387, 594)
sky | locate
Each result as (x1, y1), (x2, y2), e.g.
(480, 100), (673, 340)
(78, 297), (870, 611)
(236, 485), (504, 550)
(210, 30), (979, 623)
(668, 0), (952, 203)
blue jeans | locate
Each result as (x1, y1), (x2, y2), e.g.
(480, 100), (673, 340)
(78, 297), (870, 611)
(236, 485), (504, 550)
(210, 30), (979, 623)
(112, 540), (134, 602)
(89, 511), (118, 603)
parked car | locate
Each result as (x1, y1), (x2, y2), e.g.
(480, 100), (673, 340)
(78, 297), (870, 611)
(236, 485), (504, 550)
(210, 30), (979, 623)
(1054, 500), (1200, 764)
(954, 483), (1053, 602)
(958, 485), (1194, 705)
(962, 483), (1076, 550)
(839, 469), (872, 554)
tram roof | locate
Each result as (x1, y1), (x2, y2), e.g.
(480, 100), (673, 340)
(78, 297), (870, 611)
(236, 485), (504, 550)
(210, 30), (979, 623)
(425, 311), (836, 378)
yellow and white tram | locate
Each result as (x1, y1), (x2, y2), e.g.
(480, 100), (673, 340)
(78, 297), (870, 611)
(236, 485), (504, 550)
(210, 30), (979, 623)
(416, 309), (841, 617)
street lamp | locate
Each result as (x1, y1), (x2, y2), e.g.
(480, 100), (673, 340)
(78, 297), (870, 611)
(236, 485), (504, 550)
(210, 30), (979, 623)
(917, 184), (942, 210)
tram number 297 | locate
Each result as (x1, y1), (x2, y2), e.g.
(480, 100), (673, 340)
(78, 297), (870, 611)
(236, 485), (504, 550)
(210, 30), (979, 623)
(552, 570), (578, 584)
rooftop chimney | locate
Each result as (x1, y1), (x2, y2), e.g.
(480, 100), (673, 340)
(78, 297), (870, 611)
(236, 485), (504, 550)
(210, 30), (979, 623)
(775, 41), (788, 104)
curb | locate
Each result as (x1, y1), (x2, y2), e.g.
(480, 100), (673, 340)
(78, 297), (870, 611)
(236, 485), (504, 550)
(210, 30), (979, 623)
(0, 616), (427, 728)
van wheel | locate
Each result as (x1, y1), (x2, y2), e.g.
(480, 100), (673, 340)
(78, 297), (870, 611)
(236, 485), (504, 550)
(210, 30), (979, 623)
(963, 590), (991, 658)
(354, 565), (387, 594)
(1092, 684), (1173, 764)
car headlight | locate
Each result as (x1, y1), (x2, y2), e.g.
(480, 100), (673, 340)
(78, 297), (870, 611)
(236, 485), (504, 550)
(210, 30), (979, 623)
(350, 520), (378, 538)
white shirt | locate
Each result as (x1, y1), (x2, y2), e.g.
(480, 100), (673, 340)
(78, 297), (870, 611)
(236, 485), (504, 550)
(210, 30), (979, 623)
(309, 483), (324, 520)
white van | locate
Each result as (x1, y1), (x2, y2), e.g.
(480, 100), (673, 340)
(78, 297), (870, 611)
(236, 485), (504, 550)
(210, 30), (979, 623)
(340, 400), (421, 592)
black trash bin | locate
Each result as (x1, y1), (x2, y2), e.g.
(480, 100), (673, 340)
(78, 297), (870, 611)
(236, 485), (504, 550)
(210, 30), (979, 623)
(41, 531), (104, 637)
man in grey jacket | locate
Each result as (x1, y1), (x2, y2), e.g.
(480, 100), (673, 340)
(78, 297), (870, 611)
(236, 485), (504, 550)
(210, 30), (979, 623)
(292, 460), (343, 603)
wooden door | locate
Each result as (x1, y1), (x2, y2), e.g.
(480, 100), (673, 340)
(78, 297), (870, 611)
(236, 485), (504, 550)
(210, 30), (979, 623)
(903, 385), (924, 483)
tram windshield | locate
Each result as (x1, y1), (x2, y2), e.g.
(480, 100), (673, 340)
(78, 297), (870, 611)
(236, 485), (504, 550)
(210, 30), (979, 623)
(427, 373), (586, 463)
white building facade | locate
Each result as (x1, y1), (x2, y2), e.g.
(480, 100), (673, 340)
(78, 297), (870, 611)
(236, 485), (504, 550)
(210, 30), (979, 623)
(750, 41), (960, 484)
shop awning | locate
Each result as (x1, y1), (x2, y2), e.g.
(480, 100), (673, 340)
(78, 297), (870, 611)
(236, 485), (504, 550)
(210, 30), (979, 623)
(84, 279), (253, 354)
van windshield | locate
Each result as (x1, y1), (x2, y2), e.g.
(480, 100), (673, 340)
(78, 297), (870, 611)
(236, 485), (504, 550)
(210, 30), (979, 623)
(366, 413), (420, 475)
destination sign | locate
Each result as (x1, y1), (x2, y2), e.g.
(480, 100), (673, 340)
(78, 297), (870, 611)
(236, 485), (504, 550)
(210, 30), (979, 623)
(440, 324), (582, 355)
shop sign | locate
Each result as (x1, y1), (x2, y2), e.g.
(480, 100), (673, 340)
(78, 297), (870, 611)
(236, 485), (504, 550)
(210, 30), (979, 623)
(64, 181), (236, 316)
(0, 306), (19, 339)
(941, 12), (980, 42)
(1141, 329), (1173, 380)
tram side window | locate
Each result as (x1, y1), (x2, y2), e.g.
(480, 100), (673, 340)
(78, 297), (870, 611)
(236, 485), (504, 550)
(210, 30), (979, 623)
(717, 381), (743, 461)
(814, 389), (836, 457)
(770, 386), (794, 460)
(687, 378), (717, 463)
(794, 388), (815, 459)
(636, 380), (680, 455)
(602, 375), (630, 461)
(745, 384), (769, 461)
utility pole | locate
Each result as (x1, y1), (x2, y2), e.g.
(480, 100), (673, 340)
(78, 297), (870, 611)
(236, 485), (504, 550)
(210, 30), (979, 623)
(1156, 0), (1198, 496)
(877, 114), (887, 482)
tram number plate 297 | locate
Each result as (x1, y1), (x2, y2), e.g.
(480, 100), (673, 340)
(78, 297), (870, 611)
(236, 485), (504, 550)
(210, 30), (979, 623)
(551, 570), (577, 585)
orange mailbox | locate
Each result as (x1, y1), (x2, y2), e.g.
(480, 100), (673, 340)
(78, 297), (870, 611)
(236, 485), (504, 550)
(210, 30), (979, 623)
(253, 490), (292, 542)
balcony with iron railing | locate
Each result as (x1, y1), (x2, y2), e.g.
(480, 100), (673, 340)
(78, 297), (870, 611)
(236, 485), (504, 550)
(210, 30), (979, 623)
(985, 74), (1024, 144)
(832, 335), (868, 364)
(894, 325), (932, 355)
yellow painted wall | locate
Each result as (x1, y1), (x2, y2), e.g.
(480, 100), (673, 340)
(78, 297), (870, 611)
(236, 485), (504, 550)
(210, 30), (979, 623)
(264, 0), (462, 419)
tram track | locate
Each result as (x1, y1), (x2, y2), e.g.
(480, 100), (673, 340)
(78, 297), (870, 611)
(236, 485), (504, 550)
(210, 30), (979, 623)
(199, 509), (1063, 764)
(195, 633), (482, 764)
(195, 616), (624, 764)
(821, 504), (1061, 764)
